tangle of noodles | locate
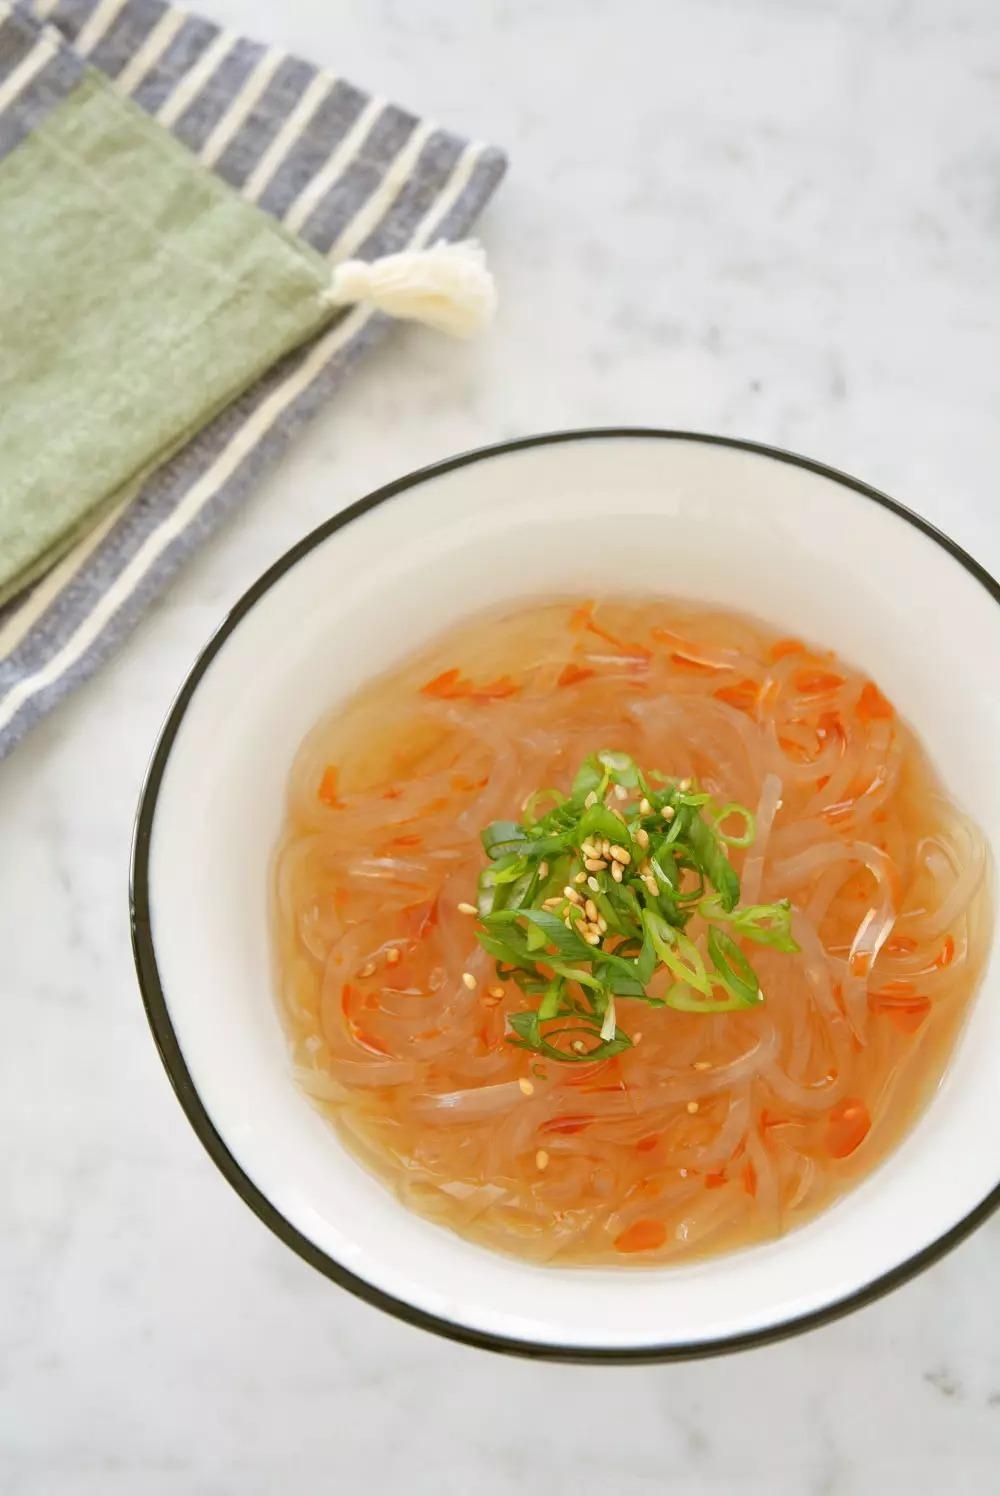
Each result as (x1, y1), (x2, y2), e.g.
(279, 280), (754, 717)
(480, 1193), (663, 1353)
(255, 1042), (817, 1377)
(271, 599), (992, 1264)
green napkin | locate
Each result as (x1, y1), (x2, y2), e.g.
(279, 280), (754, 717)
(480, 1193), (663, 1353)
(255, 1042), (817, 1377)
(0, 64), (335, 605)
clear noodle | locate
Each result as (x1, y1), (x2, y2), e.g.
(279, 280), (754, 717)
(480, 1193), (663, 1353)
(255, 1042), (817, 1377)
(271, 597), (992, 1265)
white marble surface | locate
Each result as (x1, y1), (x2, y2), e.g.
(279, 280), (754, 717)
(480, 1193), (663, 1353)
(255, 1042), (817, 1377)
(3, 0), (1000, 1490)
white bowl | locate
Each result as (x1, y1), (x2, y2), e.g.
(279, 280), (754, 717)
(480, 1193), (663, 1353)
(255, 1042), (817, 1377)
(131, 430), (1000, 1361)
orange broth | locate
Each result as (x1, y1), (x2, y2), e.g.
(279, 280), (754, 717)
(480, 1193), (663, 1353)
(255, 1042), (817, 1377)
(271, 599), (991, 1264)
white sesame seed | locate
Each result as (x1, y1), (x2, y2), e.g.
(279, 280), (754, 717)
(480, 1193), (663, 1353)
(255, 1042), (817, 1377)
(536, 1149), (549, 1170)
(678, 778), (692, 792)
(775, 799), (784, 810)
(662, 806), (676, 822)
(601, 839), (612, 859)
(585, 931), (601, 946)
(611, 862), (624, 883)
(597, 916), (607, 933)
(386, 948), (401, 965)
(686, 1100), (699, 1114)
(679, 1168), (689, 1178)
(610, 844), (631, 865)
(574, 870), (587, 885)
(489, 985), (505, 998)
(636, 828), (650, 850)
(571, 1039), (587, 1053)
(639, 798), (652, 816)
(518, 1077), (534, 1095)
(643, 874), (659, 897)
(584, 857), (608, 872)
(462, 972), (477, 990)
(538, 861), (549, 878)
(563, 885), (581, 902)
(613, 784), (629, 802)
(360, 962), (376, 978)
(633, 1031), (642, 1043)
(693, 1060), (712, 1070)
(585, 898), (598, 921)
(457, 901), (478, 915)
(587, 875), (600, 892)
(584, 791), (598, 808)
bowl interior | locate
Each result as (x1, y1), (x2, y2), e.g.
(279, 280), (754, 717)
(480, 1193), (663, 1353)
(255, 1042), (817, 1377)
(137, 433), (1000, 1354)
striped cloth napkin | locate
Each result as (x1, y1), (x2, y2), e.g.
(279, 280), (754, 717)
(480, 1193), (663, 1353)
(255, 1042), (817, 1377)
(0, 0), (505, 760)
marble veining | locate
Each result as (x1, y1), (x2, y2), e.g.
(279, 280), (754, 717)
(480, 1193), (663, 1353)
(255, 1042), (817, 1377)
(2, 1), (1000, 1492)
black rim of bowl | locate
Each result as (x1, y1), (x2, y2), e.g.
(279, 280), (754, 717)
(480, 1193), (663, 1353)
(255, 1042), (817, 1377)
(130, 428), (1000, 1363)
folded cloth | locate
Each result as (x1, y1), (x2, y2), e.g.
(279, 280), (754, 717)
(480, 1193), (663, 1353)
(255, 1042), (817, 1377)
(0, 0), (505, 759)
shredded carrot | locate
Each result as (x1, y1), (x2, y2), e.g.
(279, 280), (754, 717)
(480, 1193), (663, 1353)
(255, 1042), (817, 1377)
(778, 731), (818, 764)
(557, 663), (596, 687)
(714, 678), (760, 714)
(669, 651), (721, 674)
(541, 1115), (593, 1136)
(887, 1001), (931, 1035)
(795, 669), (846, 695)
(760, 1110), (789, 1132)
(884, 935), (917, 955)
(856, 681), (894, 722)
(614, 1219), (667, 1253)
(869, 986), (931, 1034)
(634, 1132), (660, 1153)
(420, 668), (463, 698)
(340, 983), (357, 1017)
(389, 833), (423, 848)
(381, 786), (402, 800)
(421, 668), (519, 702)
(742, 1160), (758, 1196)
(825, 1098), (871, 1158)
(317, 765), (342, 807)
(348, 1023), (392, 1056)
(935, 935), (955, 969)
(570, 599), (651, 659)
(638, 1178), (663, 1198)
(451, 773), (488, 792)
(769, 637), (805, 661)
(870, 986), (925, 1014)
(849, 950), (873, 978)
(473, 675), (520, 700)
(817, 710), (846, 747)
(704, 1170), (727, 1189)
(590, 619), (653, 659)
(650, 627), (727, 673)
(815, 774), (831, 791)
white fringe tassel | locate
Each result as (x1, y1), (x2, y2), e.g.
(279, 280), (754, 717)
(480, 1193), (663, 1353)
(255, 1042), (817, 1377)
(322, 239), (497, 338)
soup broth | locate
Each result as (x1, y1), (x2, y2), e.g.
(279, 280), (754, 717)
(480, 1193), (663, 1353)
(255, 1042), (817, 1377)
(272, 599), (991, 1264)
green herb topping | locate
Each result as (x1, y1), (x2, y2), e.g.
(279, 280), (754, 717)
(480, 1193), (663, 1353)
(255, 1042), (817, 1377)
(473, 751), (798, 1062)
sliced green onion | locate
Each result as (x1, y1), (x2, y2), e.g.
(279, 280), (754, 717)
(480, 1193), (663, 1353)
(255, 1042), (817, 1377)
(711, 802), (757, 848)
(473, 751), (798, 1061)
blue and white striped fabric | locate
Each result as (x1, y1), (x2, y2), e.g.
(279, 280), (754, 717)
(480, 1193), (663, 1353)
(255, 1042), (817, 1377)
(0, 0), (506, 759)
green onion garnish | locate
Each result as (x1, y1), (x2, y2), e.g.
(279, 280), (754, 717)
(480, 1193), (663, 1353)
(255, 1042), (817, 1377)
(473, 750), (798, 1062)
